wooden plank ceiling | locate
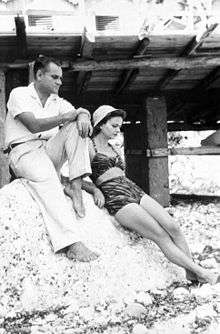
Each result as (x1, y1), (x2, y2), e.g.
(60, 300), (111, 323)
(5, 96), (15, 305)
(0, 16), (220, 130)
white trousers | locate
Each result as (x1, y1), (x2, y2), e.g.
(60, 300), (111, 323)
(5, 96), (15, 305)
(9, 122), (92, 252)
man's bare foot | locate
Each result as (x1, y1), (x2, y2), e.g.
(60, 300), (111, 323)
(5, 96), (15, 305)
(64, 183), (85, 218)
(186, 270), (198, 283)
(66, 242), (99, 262)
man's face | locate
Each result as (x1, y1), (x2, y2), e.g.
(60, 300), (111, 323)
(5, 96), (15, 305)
(37, 62), (63, 95)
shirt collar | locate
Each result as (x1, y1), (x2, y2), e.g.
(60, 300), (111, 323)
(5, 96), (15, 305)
(28, 82), (58, 102)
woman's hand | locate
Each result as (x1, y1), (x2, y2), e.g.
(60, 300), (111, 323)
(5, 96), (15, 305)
(93, 188), (105, 208)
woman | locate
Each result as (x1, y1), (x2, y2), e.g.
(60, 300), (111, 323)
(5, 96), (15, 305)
(65, 105), (219, 284)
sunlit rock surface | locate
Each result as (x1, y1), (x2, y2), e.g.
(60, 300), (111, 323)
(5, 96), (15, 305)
(0, 180), (183, 315)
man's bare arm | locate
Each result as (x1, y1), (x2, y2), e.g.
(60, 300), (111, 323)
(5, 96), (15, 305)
(16, 110), (78, 133)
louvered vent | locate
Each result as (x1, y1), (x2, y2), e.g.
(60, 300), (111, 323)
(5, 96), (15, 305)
(28, 15), (53, 30)
(95, 16), (120, 31)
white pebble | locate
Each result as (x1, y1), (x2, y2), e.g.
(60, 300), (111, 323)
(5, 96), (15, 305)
(125, 303), (147, 318)
(135, 292), (153, 306)
(132, 323), (148, 334)
(191, 284), (214, 299)
(200, 258), (217, 269)
(173, 287), (189, 300)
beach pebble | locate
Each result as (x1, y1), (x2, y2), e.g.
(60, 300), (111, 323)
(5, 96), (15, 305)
(173, 287), (190, 300)
(78, 306), (94, 322)
(125, 303), (147, 318)
(200, 258), (217, 269)
(0, 329), (6, 334)
(195, 304), (217, 318)
(132, 323), (148, 334)
(191, 284), (214, 299)
(135, 292), (153, 306)
(62, 301), (79, 314)
(151, 288), (166, 297)
(44, 313), (58, 322)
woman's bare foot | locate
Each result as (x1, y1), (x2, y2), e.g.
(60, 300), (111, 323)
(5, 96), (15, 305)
(66, 242), (99, 262)
(64, 183), (85, 218)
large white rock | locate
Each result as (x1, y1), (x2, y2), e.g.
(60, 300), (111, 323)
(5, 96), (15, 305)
(0, 179), (184, 315)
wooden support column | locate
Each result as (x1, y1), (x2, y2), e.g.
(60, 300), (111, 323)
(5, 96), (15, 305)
(124, 122), (148, 192)
(0, 70), (10, 187)
(144, 96), (169, 206)
(124, 97), (169, 206)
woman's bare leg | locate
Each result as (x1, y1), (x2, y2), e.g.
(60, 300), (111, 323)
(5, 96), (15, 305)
(140, 195), (195, 281)
(115, 203), (217, 284)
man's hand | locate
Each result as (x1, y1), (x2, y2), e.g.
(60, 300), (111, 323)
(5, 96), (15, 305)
(93, 188), (105, 208)
(77, 113), (93, 138)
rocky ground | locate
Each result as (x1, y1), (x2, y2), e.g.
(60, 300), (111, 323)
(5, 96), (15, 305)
(0, 178), (220, 334)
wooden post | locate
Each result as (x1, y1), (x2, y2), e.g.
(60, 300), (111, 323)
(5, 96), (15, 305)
(0, 70), (10, 187)
(144, 96), (169, 206)
(124, 97), (169, 207)
(124, 122), (148, 191)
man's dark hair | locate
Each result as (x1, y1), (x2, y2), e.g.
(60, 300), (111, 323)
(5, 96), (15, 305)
(33, 55), (61, 79)
(93, 109), (126, 137)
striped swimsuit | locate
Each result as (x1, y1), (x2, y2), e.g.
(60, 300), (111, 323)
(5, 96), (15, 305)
(91, 140), (145, 215)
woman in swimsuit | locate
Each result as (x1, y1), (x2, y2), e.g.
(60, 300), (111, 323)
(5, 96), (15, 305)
(65, 105), (219, 284)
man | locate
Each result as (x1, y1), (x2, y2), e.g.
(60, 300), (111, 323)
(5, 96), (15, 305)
(5, 55), (98, 262)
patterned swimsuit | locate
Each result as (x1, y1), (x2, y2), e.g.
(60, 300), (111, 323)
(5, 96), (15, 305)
(91, 140), (145, 215)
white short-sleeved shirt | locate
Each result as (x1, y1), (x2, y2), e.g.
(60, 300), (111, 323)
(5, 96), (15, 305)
(5, 83), (75, 147)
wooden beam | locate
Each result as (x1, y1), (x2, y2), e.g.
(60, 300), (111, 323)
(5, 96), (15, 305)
(167, 122), (220, 131)
(2, 55), (220, 72)
(155, 23), (218, 91)
(194, 67), (220, 91)
(184, 23), (219, 56)
(171, 193), (220, 203)
(169, 66), (220, 119)
(114, 69), (139, 95)
(14, 16), (27, 59)
(155, 69), (181, 91)
(170, 146), (220, 155)
(76, 28), (95, 95)
(79, 28), (95, 60)
(125, 146), (220, 156)
(69, 56), (220, 72)
(0, 70), (10, 187)
(114, 37), (150, 95)
(76, 71), (92, 95)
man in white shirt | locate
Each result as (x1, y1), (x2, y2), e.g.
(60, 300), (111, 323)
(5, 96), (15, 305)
(5, 55), (98, 262)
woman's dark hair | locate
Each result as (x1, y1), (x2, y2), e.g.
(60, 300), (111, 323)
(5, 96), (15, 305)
(33, 55), (61, 79)
(93, 109), (126, 137)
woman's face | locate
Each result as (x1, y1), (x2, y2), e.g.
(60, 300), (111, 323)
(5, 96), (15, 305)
(100, 116), (123, 139)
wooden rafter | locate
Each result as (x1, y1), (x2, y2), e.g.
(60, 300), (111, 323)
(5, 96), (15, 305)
(76, 28), (95, 96)
(14, 15), (27, 59)
(194, 67), (220, 91)
(155, 23), (218, 91)
(169, 67), (220, 119)
(2, 55), (220, 72)
(76, 71), (92, 96)
(184, 23), (219, 56)
(114, 37), (150, 95)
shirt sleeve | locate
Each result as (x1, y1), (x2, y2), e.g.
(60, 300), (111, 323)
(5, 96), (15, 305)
(7, 88), (32, 118)
(59, 98), (76, 115)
